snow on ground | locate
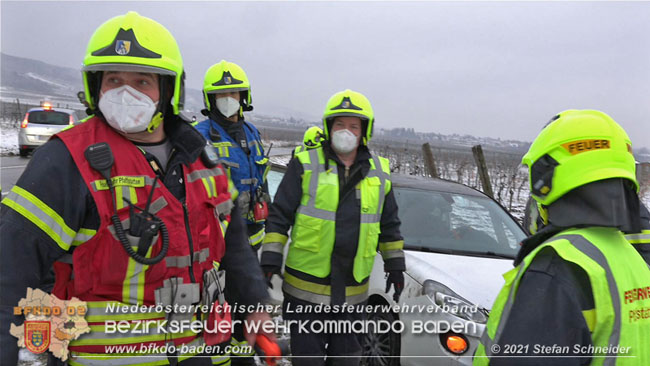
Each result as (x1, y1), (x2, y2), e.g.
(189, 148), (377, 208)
(17, 349), (46, 366)
(1, 92), (84, 109)
(1, 120), (648, 211)
(263, 139), (296, 148)
(269, 150), (650, 219)
(25, 72), (72, 90)
(1, 119), (19, 156)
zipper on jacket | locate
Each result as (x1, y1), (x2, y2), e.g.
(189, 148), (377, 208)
(163, 148), (177, 176)
(181, 199), (196, 283)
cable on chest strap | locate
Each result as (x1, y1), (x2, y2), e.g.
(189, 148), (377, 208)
(85, 142), (170, 265)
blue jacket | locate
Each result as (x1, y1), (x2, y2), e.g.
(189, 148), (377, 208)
(195, 118), (269, 225)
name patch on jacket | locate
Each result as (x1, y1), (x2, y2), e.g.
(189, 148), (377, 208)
(625, 286), (650, 304)
(92, 176), (146, 190)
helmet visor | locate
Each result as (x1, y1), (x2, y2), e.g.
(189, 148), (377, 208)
(326, 112), (369, 120)
(83, 63), (176, 76)
(206, 87), (249, 94)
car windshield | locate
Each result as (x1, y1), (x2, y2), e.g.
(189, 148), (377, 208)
(394, 188), (525, 257)
(267, 169), (525, 258)
(28, 111), (70, 125)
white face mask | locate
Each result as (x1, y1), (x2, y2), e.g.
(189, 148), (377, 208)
(216, 96), (241, 118)
(331, 129), (359, 154)
(98, 85), (157, 134)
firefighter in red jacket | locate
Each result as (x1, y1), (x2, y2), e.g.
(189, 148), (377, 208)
(0, 12), (273, 365)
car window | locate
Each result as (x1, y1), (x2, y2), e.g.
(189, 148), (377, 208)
(266, 168), (525, 258)
(28, 111), (70, 125)
(394, 188), (525, 257)
(267, 170), (284, 200)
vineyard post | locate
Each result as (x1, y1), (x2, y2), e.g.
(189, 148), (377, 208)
(472, 144), (494, 198)
(421, 142), (439, 178)
(15, 99), (22, 126)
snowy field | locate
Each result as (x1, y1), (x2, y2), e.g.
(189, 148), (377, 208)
(1, 116), (648, 213)
(269, 151), (650, 225)
(371, 143), (650, 222)
(17, 349), (45, 366)
(1, 119), (19, 155)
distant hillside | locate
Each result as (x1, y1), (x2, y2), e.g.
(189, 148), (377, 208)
(0, 52), (205, 111)
(2, 52), (646, 160)
(0, 53), (313, 120)
(1, 53), (82, 105)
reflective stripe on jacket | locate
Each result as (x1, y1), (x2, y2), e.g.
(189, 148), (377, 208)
(51, 117), (232, 357)
(626, 229), (650, 244)
(293, 145), (305, 156)
(277, 147), (398, 304)
(627, 229), (650, 266)
(194, 119), (269, 226)
(474, 227), (650, 365)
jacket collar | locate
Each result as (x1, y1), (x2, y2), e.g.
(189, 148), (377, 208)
(162, 115), (206, 165)
(546, 178), (640, 233)
(322, 141), (372, 167)
(514, 224), (564, 266)
(514, 178), (642, 266)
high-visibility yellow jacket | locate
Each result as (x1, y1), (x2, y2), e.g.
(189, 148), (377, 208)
(475, 227), (650, 365)
(262, 147), (404, 305)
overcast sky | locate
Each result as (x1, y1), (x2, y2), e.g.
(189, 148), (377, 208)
(2, 1), (649, 148)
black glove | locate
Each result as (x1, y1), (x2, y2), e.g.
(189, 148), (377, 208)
(261, 264), (281, 289)
(260, 251), (283, 289)
(385, 270), (404, 302)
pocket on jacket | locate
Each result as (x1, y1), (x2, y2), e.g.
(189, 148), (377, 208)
(292, 215), (323, 253)
(365, 225), (381, 257)
(361, 177), (382, 213)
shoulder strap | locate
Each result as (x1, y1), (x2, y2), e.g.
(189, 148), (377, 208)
(208, 120), (222, 142)
(242, 121), (257, 135)
(243, 121), (264, 149)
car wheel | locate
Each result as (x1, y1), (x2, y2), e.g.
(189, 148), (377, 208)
(19, 148), (29, 157)
(361, 308), (400, 366)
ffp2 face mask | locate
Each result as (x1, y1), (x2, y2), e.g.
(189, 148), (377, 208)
(331, 129), (359, 154)
(216, 96), (241, 118)
(98, 85), (157, 134)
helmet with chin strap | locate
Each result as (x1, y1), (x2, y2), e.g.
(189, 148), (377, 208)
(522, 109), (638, 211)
(322, 89), (374, 146)
(303, 126), (323, 149)
(202, 60), (253, 117)
(82, 11), (185, 132)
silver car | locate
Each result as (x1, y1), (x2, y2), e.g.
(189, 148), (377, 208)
(363, 174), (526, 366)
(266, 166), (527, 365)
(18, 104), (79, 157)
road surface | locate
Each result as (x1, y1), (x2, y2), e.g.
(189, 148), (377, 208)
(1, 147), (294, 198)
(1, 156), (29, 197)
